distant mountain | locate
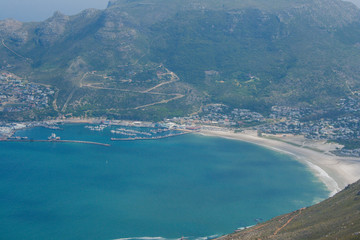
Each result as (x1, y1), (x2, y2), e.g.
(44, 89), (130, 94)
(1, 0), (360, 120)
(220, 179), (360, 239)
(347, 0), (360, 7)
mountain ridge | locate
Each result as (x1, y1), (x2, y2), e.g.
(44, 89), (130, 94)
(1, 0), (360, 120)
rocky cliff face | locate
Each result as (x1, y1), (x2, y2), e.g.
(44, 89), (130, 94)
(0, 19), (28, 44)
(34, 11), (70, 46)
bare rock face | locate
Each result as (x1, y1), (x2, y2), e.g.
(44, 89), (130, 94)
(96, 10), (133, 41)
(66, 56), (88, 74)
(75, 8), (100, 19)
(65, 57), (89, 87)
(0, 19), (28, 44)
(94, 7), (140, 60)
(34, 11), (70, 46)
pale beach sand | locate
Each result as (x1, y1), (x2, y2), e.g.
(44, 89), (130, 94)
(53, 118), (106, 124)
(199, 128), (360, 196)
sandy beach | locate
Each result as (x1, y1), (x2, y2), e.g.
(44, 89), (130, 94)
(50, 117), (106, 124)
(199, 128), (360, 196)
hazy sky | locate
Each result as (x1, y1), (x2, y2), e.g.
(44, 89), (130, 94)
(0, 0), (359, 22)
(0, 0), (109, 22)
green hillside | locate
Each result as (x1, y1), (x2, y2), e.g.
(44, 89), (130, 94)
(1, 0), (360, 120)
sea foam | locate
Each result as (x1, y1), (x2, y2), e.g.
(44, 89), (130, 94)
(303, 160), (341, 197)
(113, 235), (220, 240)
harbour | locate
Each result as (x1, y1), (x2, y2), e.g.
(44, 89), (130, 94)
(1, 123), (193, 146)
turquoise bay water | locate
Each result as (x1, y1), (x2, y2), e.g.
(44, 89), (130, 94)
(0, 124), (329, 240)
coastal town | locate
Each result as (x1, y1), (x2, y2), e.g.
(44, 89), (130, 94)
(0, 71), (54, 112)
(1, 68), (360, 156)
(0, 98), (360, 156)
(168, 99), (360, 157)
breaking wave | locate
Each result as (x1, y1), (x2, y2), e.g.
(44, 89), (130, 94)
(113, 234), (220, 240)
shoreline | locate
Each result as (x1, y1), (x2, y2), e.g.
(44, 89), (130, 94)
(198, 128), (360, 196)
(4, 119), (360, 195)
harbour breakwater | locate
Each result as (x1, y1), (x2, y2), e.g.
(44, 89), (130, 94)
(0, 139), (111, 147)
(1, 132), (192, 146)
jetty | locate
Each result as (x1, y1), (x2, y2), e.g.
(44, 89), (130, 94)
(0, 139), (111, 147)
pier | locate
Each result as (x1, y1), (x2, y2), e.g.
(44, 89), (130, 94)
(0, 139), (111, 147)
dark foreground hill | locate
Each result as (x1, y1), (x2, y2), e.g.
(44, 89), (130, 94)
(218, 179), (360, 239)
(2, 0), (360, 120)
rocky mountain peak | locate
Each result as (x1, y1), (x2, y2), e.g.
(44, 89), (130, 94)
(34, 11), (70, 46)
(107, 0), (121, 8)
(48, 11), (70, 22)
